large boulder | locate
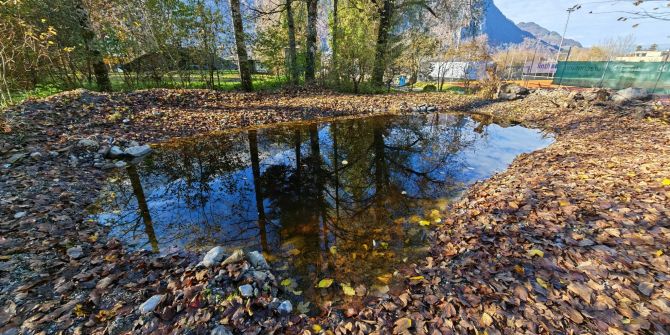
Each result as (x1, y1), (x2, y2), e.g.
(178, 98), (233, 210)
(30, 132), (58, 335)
(497, 83), (529, 100)
(583, 88), (611, 102)
(612, 87), (651, 104)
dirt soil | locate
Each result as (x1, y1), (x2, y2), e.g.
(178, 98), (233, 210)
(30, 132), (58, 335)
(1, 88), (669, 335)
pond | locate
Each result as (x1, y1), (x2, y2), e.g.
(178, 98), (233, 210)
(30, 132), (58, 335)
(91, 112), (553, 308)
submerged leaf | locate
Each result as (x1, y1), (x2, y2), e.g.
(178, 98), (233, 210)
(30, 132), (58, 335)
(341, 283), (356, 296)
(317, 278), (333, 288)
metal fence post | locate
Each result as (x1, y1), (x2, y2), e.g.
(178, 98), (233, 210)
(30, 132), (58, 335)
(556, 46), (572, 87)
(652, 53), (669, 94)
(598, 58), (612, 88)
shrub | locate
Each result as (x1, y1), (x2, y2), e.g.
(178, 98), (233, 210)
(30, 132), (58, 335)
(422, 84), (437, 92)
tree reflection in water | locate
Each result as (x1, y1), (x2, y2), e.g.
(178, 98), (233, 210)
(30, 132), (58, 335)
(93, 113), (553, 305)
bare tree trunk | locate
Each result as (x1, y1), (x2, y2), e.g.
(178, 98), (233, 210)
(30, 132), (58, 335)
(371, 0), (393, 87)
(286, 0), (299, 85)
(76, 1), (111, 92)
(230, 0), (253, 91)
(331, 0), (339, 76)
(305, 0), (318, 83)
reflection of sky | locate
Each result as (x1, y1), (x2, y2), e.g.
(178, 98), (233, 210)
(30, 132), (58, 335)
(96, 114), (553, 253)
(459, 124), (554, 181)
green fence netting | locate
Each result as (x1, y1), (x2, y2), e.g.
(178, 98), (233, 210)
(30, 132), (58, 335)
(553, 61), (670, 94)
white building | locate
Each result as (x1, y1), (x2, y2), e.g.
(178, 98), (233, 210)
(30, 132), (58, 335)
(616, 50), (670, 62)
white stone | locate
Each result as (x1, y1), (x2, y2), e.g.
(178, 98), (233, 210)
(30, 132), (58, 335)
(66, 246), (83, 259)
(238, 284), (254, 297)
(108, 146), (124, 158)
(246, 251), (269, 269)
(139, 294), (164, 314)
(221, 249), (244, 266)
(201, 246), (226, 267)
(210, 325), (233, 335)
(13, 212), (26, 219)
(124, 145), (152, 157)
(277, 300), (292, 315)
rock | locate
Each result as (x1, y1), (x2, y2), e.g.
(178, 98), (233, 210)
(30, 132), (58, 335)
(124, 145), (152, 158)
(13, 212), (26, 219)
(277, 300), (292, 315)
(497, 84), (529, 100)
(251, 271), (268, 282)
(247, 251), (269, 269)
(107, 146), (124, 159)
(66, 246), (83, 259)
(583, 88), (611, 102)
(96, 276), (115, 289)
(638, 282), (654, 296)
(569, 91), (584, 101)
(210, 325), (233, 335)
(221, 249), (244, 266)
(6, 153), (26, 164)
(77, 139), (99, 149)
(201, 246), (226, 267)
(238, 284), (254, 297)
(30, 152), (43, 160)
(139, 294), (164, 314)
(613, 87), (651, 104)
(114, 161), (127, 168)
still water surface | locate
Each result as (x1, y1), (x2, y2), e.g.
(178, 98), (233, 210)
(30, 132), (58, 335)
(93, 113), (553, 305)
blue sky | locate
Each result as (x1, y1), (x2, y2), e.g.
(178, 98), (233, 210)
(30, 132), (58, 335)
(494, 0), (670, 47)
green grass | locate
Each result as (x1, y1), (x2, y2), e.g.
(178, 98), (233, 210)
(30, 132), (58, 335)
(1, 71), (288, 109)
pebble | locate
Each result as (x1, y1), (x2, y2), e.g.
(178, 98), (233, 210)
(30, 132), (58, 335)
(108, 146), (124, 158)
(124, 145), (152, 157)
(30, 152), (42, 159)
(239, 284), (254, 297)
(277, 300), (292, 315)
(77, 139), (99, 148)
(139, 294), (164, 314)
(114, 161), (127, 168)
(210, 325), (233, 335)
(201, 246), (226, 267)
(13, 212), (26, 219)
(66, 246), (83, 259)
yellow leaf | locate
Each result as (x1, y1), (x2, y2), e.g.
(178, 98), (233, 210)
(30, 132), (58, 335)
(104, 254), (117, 262)
(281, 279), (292, 287)
(88, 233), (99, 242)
(656, 250), (664, 257)
(434, 218), (442, 223)
(341, 283), (356, 296)
(578, 174), (588, 180)
(481, 312), (493, 327)
(74, 304), (87, 317)
(527, 249), (545, 258)
(377, 273), (392, 284)
(317, 278), (333, 288)
(558, 200), (570, 207)
(409, 276), (424, 282)
(312, 324), (323, 332)
(662, 179), (670, 186)
(536, 277), (548, 289)
(419, 220), (430, 226)
(329, 246), (337, 255)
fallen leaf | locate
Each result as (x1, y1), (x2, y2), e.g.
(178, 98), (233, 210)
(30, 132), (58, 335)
(317, 278), (333, 288)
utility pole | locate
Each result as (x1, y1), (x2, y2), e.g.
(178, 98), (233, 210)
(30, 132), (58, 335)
(555, 4), (581, 77)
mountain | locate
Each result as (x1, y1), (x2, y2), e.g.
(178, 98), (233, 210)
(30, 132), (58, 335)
(480, 0), (534, 46)
(517, 22), (583, 48)
(477, 0), (583, 49)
